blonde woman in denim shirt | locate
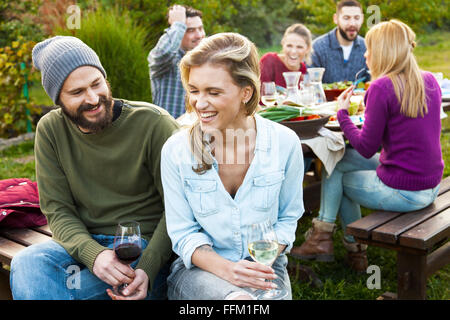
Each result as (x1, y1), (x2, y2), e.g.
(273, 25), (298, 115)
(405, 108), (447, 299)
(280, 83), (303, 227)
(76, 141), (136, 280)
(161, 33), (304, 300)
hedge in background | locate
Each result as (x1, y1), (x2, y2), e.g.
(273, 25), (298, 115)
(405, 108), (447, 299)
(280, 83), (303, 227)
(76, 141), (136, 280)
(0, 37), (40, 138)
(294, 0), (450, 37)
(56, 7), (152, 103)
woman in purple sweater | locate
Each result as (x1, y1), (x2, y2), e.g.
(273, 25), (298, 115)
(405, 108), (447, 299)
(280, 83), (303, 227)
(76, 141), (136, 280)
(290, 20), (444, 271)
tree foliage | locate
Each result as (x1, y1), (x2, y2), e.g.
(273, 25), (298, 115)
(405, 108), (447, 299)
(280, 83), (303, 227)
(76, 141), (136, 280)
(0, 37), (40, 138)
(294, 0), (450, 38)
(113, 0), (253, 49)
(0, 0), (44, 47)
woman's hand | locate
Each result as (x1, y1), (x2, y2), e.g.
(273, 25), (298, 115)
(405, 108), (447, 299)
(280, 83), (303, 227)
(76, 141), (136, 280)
(337, 85), (354, 111)
(225, 259), (278, 291)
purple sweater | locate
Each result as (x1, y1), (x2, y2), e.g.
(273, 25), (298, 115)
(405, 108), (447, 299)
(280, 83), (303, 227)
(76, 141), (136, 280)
(337, 72), (444, 191)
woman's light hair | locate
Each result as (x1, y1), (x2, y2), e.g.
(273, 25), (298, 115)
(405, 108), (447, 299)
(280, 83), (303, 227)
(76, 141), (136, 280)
(365, 19), (427, 118)
(281, 23), (313, 65)
(179, 32), (261, 174)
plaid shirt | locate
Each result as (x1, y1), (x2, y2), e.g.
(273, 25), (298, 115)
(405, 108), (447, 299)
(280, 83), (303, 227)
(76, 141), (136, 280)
(148, 22), (187, 119)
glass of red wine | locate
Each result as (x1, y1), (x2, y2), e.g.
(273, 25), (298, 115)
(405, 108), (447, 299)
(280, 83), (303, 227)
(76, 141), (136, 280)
(113, 221), (142, 296)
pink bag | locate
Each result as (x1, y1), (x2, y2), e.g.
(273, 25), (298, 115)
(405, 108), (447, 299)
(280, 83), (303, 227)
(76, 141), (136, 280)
(0, 178), (47, 228)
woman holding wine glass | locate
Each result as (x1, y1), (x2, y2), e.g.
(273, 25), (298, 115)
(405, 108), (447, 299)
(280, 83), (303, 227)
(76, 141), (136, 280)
(160, 32), (304, 300)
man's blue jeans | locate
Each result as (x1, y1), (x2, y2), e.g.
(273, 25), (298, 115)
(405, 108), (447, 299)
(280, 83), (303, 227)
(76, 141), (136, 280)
(318, 148), (440, 243)
(10, 234), (170, 300)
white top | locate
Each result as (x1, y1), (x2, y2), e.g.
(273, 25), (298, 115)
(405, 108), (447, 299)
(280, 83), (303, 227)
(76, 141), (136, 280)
(341, 43), (354, 61)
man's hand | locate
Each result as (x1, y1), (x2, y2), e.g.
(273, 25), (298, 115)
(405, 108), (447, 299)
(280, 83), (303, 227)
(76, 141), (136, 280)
(106, 269), (149, 300)
(92, 250), (135, 287)
(168, 5), (186, 26)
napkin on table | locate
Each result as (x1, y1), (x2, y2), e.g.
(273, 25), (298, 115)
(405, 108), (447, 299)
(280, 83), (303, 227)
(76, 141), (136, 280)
(301, 127), (346, 177)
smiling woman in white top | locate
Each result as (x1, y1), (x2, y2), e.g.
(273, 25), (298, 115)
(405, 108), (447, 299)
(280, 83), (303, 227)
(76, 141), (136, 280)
(160, 32), (305, 300)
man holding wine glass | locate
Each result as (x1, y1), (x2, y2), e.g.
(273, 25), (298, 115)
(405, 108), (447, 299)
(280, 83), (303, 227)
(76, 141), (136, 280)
(10, 36), (179, 300)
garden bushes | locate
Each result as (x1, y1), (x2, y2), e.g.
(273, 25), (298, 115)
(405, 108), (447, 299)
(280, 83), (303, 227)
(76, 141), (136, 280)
(56, 7), (152, 103)
(0, 37), (40, 138)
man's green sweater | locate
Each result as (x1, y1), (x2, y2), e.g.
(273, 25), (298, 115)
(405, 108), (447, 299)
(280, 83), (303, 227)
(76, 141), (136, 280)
(34, 100), (180, 290)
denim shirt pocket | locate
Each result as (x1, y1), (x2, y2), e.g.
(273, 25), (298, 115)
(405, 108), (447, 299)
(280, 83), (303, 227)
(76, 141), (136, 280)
(251, 170), (285, 211)
(184, 178), (219, 216)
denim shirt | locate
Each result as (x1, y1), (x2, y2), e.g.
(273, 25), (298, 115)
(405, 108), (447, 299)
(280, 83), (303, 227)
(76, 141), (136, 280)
(161, 115), (304, 269)
(309, 28), (370, 84)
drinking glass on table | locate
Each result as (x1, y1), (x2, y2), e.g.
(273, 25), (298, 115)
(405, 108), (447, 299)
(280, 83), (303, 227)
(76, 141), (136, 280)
(247, 220), (287, 300)
(261, 82), (278, 107)
(113, 221), (142, 296)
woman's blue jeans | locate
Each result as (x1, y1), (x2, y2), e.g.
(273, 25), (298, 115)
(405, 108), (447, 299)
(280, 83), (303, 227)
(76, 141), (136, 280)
(318, 148), (440, 243)
(10, 234), (170, 300)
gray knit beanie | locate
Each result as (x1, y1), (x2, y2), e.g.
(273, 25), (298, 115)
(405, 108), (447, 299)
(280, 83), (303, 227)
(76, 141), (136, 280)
(32, 36), (107, 104)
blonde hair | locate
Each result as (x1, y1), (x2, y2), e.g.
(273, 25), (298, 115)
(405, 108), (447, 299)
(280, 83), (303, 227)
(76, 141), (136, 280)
(281, 23), (313, 65)
(365, 19), (427, 118)
(179, 32), (261, 174)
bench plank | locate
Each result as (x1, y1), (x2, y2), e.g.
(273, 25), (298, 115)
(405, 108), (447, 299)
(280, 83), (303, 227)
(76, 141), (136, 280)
(31, 224), (52, 237)
(0, 237), (26, 266)
(346, 211), (402, 239)
(0, 228), (51, 247)
(399, 208), (450, 250)
(371, 191), (450, 245)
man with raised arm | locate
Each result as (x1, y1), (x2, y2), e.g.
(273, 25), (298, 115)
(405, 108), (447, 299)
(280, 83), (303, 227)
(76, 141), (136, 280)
(148, 4), (205, 119)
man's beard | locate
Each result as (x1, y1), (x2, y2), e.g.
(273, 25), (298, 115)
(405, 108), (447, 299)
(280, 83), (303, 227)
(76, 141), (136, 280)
(338, 25), (359, 42)
(61, 85), (114, 134)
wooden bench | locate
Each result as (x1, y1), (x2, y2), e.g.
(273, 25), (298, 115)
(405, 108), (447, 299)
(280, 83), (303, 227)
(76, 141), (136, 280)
(0, 224), (52, 272)
(346, 176), (450, 300)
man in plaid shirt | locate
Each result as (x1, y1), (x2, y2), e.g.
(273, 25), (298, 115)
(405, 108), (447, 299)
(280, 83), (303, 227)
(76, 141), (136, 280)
(148, 5), (205, 119)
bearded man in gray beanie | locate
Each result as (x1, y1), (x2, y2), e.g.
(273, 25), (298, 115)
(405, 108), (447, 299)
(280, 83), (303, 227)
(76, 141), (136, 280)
(10, 36), (179, 300)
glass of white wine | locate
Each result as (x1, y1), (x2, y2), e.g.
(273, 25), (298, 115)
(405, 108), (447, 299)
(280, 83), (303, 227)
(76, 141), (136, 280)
(247, 220), (288, 300)
(261, 82), (278, 107)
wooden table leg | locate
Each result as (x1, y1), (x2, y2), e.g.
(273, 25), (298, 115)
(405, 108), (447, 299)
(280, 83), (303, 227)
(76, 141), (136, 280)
(397, 250), (427, 300)
(314, 159), (323, 181)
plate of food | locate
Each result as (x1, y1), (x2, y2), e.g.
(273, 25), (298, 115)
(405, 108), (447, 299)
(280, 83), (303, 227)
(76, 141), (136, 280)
(256, 105), (330, 139)
(281, 114), (331, 139)
(323, 81), (368, 101)
(325, 115), (365, 129)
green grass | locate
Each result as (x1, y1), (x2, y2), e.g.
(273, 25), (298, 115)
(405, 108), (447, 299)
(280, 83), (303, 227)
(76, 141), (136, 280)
(0, 140), (35, 181)
(415, 31), (450, 78)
